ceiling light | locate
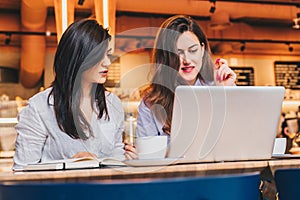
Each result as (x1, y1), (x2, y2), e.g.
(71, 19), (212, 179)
(103, 0), (109, 28)
(240, 42), (246, 52)
(78, 0), (84, 5)
(45, 30), (51, 37)
(286, 43), (294, 52)
(293, 18), (300, 29)
(292, 13), (300, 29)
(4, 34), (11, 45)
(209, 5), (216, 14)
(61, 0), (68, 33)
(209, 0), (216, 14)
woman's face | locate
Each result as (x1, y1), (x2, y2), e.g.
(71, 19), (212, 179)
(81, 47), (112, 85)
(176, 31), (204, 85)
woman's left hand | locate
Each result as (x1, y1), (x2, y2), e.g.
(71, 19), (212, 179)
(124, 143), (138, 160)
(214, 58), (236, 86)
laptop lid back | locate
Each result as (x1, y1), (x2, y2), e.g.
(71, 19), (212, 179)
(168, 86), (285, 162)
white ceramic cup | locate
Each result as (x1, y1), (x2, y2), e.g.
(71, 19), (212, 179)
(135, 136), (168, 159)
(272, 138), (287, 155)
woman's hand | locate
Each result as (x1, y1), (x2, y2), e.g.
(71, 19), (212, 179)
(124, 143), (138, 160)
(72, 152), (97, 158)
(214, 58), (236, 86)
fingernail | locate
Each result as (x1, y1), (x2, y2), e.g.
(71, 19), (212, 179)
(223, 74), (226, 80)
(223, 74), (231, 80)
(215, 58), (221, 65)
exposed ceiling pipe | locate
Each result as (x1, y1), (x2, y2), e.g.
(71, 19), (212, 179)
(20, 0), (47, 88)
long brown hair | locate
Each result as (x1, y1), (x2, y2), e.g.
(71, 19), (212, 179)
(144, 15), (214, 134)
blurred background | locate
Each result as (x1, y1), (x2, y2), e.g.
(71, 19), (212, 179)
(0, 0), (300, 153)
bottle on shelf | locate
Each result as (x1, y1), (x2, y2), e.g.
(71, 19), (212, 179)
(124, 112), (136, 146)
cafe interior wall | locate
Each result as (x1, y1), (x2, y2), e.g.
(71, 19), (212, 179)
(110, 15), (300, 93)
(0, 11), (300, 101)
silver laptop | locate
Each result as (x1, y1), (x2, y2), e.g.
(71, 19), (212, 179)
(168, 86), (285, 163)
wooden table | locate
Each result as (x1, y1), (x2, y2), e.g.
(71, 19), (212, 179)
(269, 158), (300, 173)
(0, 158), (300, 183)
(0, 159), (268, 183)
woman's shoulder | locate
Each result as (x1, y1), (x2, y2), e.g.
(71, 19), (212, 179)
(137, 85), (153, 108)
(19, 88), (53, 117)
(28, 87), (52, 104)
(105, 91), (122, 105)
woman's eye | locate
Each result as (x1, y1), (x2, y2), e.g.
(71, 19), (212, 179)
(189, 48), (198, 53)
(107, 53), (112, 59)
(177, 50), (184, 55)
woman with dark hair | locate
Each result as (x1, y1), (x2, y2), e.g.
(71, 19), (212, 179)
(125, 15), (236, 159)
(14, 19), (125, 168)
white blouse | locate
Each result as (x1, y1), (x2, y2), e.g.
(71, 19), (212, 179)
(13, 87), (125, 168)
(136, 79), (213, 137)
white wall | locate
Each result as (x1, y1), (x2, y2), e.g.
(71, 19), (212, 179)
(119, 51), (151, 89)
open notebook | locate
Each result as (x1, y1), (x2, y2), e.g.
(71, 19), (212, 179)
(125, 86), (285, 166)
(14, 157), (126, 171)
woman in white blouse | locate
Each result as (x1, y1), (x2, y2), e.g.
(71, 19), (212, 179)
(13, 19), (125, 168)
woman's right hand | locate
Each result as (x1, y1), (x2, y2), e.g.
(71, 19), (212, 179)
(214, 58), (236, 86)
(124, 143), (138, 160)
